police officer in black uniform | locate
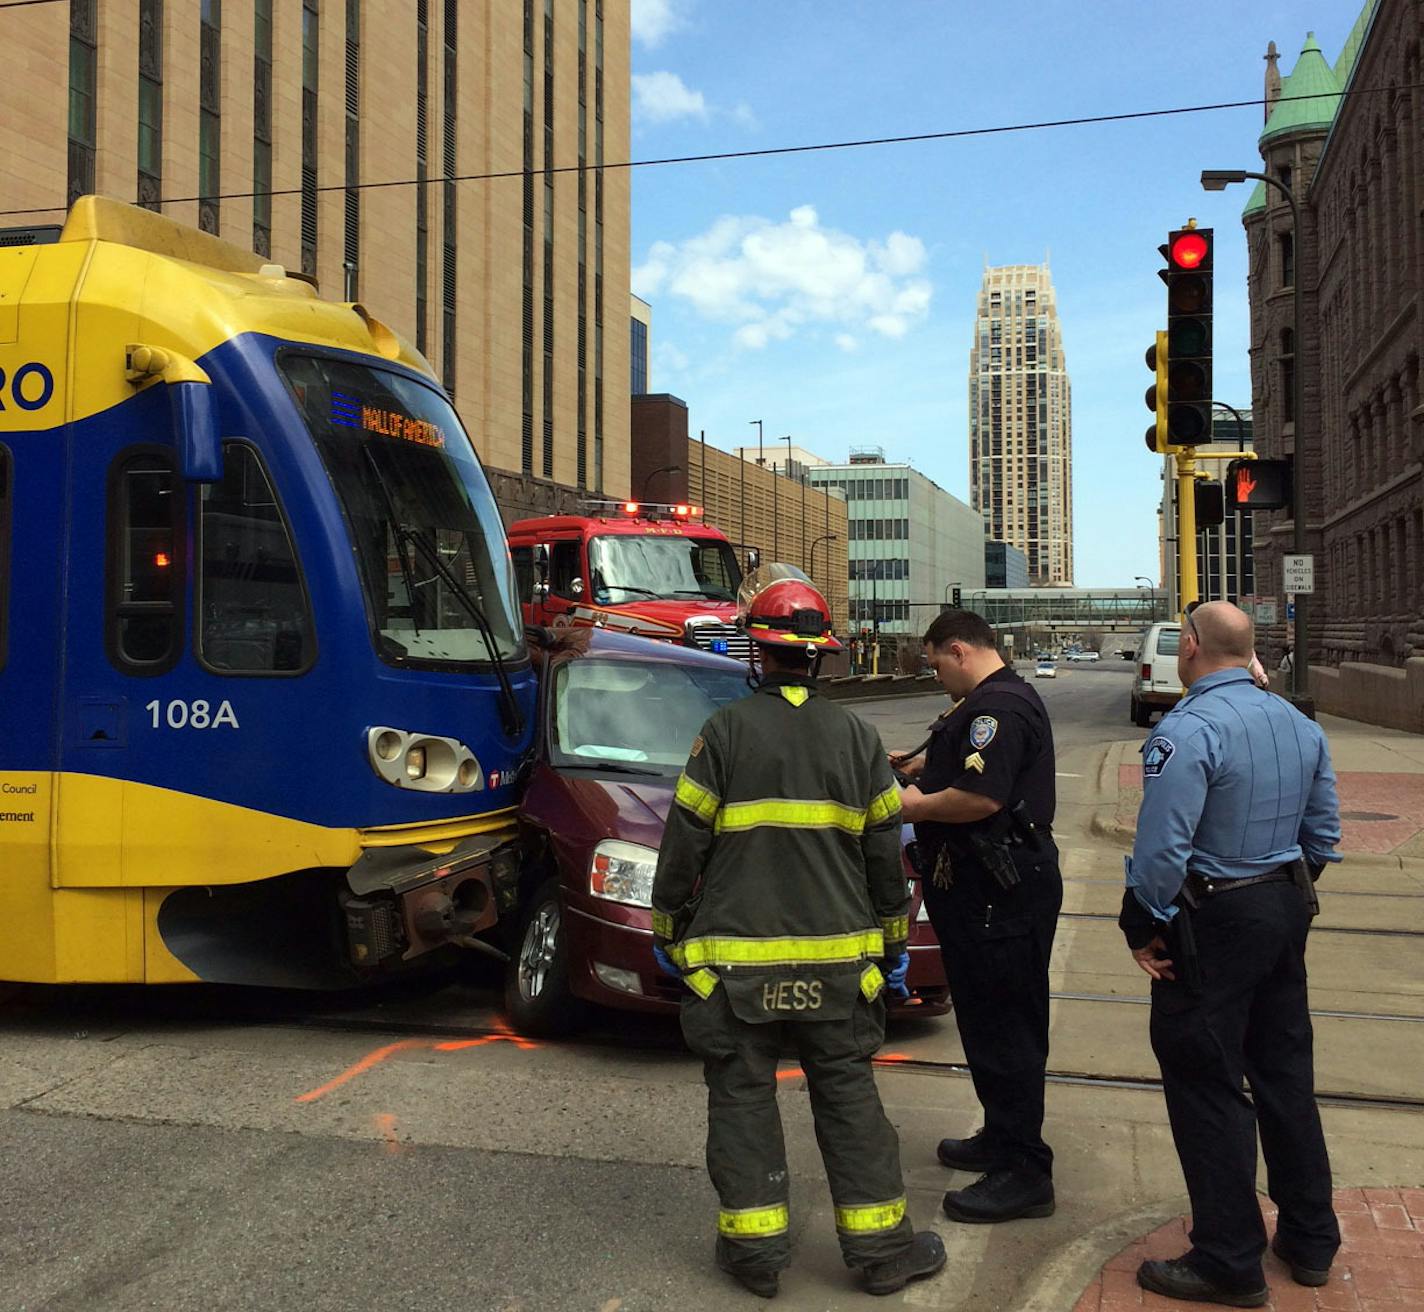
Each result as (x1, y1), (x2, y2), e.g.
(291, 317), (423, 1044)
(897, 610), (1062, 1223)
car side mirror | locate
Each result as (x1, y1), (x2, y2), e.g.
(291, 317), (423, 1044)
(532, 543), (550, 600)
(746, 548), (760, 573)
(570, 576), (585, 598)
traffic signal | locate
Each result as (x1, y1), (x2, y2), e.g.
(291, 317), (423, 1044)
(1226, 458), (1292, 511)
(951, 586), (962, 607)
(1194, 479), (1225, 527)
(1144, 330), (1169, 453)
(1159, 225), (1213, 446)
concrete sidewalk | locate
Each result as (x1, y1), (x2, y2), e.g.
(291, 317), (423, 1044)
(1091, 713), (1424, 872)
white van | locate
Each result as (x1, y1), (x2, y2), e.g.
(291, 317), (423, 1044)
(1130, 622), (1183, 727)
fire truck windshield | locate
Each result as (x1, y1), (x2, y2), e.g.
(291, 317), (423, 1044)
(587, 534), (741, 604)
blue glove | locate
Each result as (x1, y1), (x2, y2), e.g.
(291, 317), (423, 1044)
(652, 945), (682, 979)
(884, 951), (910, 999)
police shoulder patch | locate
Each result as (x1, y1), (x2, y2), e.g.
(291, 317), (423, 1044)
(1142, 736), (1175, 778)
(969, 715), (998, 750)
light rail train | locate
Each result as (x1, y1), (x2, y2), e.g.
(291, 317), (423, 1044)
(0, 199), (535, 988)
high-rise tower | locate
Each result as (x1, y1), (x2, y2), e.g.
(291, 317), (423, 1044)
(968, 264), (1073, 585)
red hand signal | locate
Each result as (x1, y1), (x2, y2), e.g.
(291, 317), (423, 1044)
(1236, 467), (1257, 502)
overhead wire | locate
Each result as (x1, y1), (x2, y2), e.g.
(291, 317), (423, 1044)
(0, 79), (1414, 221)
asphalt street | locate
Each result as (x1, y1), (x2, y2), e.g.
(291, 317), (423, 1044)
(3, 663), (1420, 1312)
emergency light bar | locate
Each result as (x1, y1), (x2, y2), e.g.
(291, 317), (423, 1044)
(579, 499), (705, 521)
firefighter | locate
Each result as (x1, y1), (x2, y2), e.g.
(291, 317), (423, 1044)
(652, 571), (945, 1300)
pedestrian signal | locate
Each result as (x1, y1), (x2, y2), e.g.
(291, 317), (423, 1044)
(1194, 480), (1225, 527)
(1159, 225), (1213, 446)
(1226, 458), (1291, 511)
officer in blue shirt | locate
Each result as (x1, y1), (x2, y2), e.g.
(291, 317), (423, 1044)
(1121, 602), (1342, 1308)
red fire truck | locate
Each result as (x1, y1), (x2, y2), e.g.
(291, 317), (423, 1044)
(507, 502), (755, 661)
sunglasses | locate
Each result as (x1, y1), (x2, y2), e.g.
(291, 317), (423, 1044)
(1183, 611), (1199, 643)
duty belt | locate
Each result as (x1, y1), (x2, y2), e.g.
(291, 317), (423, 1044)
(1183, 866), (1294, 900)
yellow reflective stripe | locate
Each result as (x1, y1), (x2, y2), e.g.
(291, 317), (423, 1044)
(747, 624), (832, 644)
(860, 963), (884, 1001)
(866, 785), (902, 825)
(674, 772), (719, 823)
(880, 915), (909, 942)
(718, 1203), (789, 1238)
(684, 968), (719, 999)
(835, 1196), (907, 1234)
(777, 685), (810, 708)
(715, 798), (867, 835)
(669, 929), (884, 969)
(651, 909), (674, 939)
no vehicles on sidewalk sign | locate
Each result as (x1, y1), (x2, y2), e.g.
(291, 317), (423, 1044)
(1283, 555), (1315, 594)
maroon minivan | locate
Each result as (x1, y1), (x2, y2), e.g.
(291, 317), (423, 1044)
(506, 627), (950, 1034)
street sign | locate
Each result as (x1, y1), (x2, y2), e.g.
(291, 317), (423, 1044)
(1283, 555), (1315, 594)
(1256, 599), (1279, 625)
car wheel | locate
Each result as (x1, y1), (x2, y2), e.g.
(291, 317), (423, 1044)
(504, 877), (587, 1036)
(1132, 697), (1152, 728)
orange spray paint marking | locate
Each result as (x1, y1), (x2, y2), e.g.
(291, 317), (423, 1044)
(435, 1033), (541, 1054)
(295, 1038), (431, 1103)
(775, 1066), (805, 1083)
(373, 1112), (405, 1154)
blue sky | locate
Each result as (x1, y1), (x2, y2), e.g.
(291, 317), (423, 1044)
(627, 0), (1367, 586)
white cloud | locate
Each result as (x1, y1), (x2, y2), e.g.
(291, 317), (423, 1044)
(653, 341), (689, 375)
(631, 0), (688, 48)
(727, 102), (759, 131)
(632, 206), (933, 351)
(632, 71), (708, 124)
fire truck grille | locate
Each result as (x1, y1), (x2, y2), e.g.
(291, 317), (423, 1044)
(687, 622), (752, 662)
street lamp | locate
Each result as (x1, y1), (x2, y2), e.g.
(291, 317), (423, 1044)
(1202, 167), (1309, 711)
(809, 533), (837, 587)
(639, 463), (682, 501)
(1134, 574), (1156, 623)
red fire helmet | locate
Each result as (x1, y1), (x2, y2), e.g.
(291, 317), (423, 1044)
(738, 566), (844, 653)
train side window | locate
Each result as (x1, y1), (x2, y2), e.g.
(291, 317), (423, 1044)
(107, 448), (183, 674)
(0, 444), (10, 671)
(198, 443), (315, 674)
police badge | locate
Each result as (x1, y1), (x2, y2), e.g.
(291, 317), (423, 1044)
(969, 715), (998, 750)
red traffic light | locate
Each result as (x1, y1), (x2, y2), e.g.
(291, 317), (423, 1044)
(1170, 232), (1209, 269)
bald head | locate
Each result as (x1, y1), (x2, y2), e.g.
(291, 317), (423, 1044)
(1188, 602), (1255, 665)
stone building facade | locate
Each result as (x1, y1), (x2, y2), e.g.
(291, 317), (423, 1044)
(0, 0), (633, 516)
(1240, 1), (1423, 726)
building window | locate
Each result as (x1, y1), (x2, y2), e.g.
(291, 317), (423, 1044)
(343, 0), (360, 299)
(199, 444), (314, 674)
(630, 317), (647, 396)
(253, 0), (273, 254)
(68, 0), (97, 208)
(1280, 328), (1296, 424)
(301, 0), (319, 275)
(1279, 232), (1295, 289)
(441, 0), (457, 393)
(415, 0), (429, 353)
(137, 0), (163, 211)
(199, 0), (222, 234)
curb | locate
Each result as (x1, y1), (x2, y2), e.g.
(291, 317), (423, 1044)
(1010, 1195), (1191, 1312)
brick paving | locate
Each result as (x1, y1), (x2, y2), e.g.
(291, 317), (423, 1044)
(1071, 1188), (1424, 1310)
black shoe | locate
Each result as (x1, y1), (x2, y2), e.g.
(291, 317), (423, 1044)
(862, 1231), (947, 1297)
(936, 1129), (1009, 1173)
(716, 1261), (779, 1299)
(1271, 1232), (1331, 1287)
(1136, 1258), (1267, 1307)
(941, 1168), (1054, 1223)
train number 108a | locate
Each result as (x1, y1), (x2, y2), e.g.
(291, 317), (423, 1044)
(145, 699), (240, 729)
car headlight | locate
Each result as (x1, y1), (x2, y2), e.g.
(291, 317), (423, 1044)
(589, 840), (659, 908)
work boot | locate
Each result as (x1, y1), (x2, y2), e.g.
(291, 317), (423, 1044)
(861, 1231), (947, 1297)
(1271, 1232), (1331, 1287)
(942, 1168), (1054, 1223)
(1136, 1258), (1267, 1307)
(936, 1129), (1008, 1173)
(716, 1256), (779, 1300)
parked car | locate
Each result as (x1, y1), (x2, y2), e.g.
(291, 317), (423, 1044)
(1130, 622), (1184, 727)
(1035, 657), (1057, 679)
(511, 628), (951, 1034)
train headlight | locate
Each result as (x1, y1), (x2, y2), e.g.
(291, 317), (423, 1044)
(366, 727), (486, 794)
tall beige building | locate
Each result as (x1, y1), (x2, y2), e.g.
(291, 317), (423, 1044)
(968, 264), (1073, 585)
(0, 0), (631, 510)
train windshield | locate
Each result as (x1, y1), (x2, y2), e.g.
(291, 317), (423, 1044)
(282, 353), (524, 666)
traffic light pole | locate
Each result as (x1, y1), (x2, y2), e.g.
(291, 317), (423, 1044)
(1176, 447), (1199, 616)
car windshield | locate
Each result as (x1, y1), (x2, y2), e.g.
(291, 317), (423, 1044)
(551, 657), (751, 773)
(587, 534), (741, 603)
(281, 354), (524, 666)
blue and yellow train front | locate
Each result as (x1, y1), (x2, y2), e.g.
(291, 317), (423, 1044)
(0, 199), (536, 987)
